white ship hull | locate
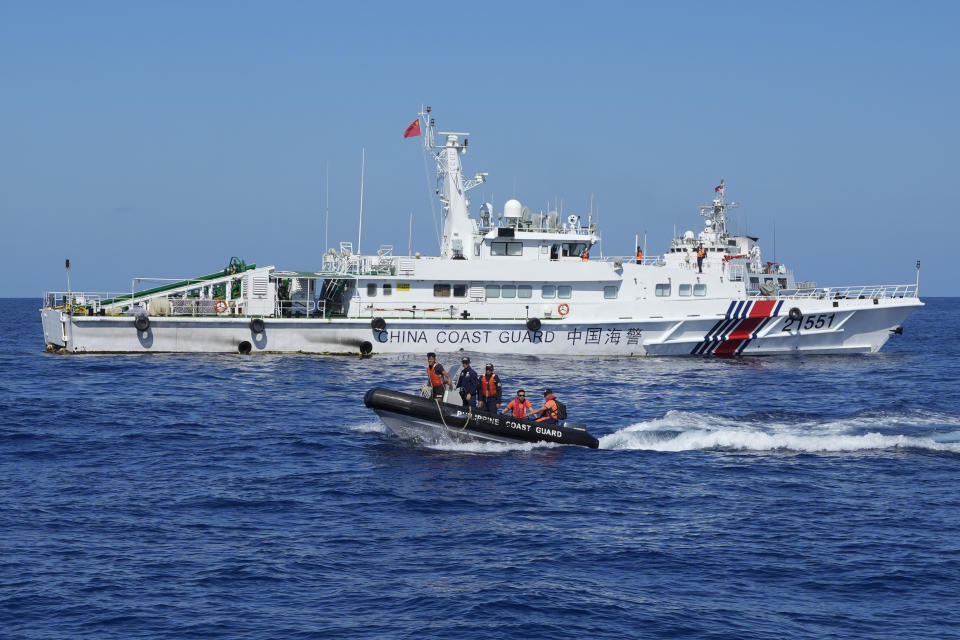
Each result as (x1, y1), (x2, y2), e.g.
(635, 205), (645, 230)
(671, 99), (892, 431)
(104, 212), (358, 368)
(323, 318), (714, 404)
(41, 296), (919, 356)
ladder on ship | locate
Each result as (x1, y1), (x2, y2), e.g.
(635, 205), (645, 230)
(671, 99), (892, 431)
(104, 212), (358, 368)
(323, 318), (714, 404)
(320, 278), (348, 317)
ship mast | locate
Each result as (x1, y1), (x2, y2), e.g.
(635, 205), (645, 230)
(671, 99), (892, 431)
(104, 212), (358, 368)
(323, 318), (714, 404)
(699, 179), (738, 241)
(419, 106), (487, 259)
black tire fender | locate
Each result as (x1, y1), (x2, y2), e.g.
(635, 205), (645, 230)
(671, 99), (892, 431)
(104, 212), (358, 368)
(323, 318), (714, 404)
(249, 318), (265, 334)
(526, 317), (542, 332)
(238, 340), (252, 354)
(371, 317), (386, 331)
(359, 341), (373, 356)
(134, 315), (150, 331)
(788, 307), (802, 321)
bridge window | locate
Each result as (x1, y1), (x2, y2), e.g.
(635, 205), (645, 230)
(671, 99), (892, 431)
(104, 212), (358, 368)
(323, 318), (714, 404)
(366, 283), (377, 297)
(501, 285), (517, 298)
(561, 242), (588, 258)
(679, 284), (692, 296)
(694, 284), (707, 296)
(486, 284), (500, 298)
(453, 284), (467, 297)
(542, 285), (556, 299)
(518, 285), (532, 298)
(491, 241), (523, 256)
(656, 283), (671, 297)
(604, 286), (618, 299)
(383, 284), (392, 296)
(557, 285), (572, 299)
(434, 284), (451, 297)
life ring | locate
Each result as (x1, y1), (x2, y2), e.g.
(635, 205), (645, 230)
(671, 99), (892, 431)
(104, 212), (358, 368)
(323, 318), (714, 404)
(214, 300), (228, 313)
(557, 303), (570, 317)
(788, 307), (802, 321)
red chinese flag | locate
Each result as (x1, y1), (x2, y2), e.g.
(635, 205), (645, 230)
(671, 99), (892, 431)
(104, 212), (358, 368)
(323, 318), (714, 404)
(403, 119), (421, 138)
(714, 184), (723, 192)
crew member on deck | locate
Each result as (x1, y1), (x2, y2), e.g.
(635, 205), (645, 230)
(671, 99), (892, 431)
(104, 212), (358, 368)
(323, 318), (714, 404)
(635, 248), (643, 264)
(502, 389), (532, 418)
(455, 357), (480, 408)
(527, 389), (560, 425)
(479, 363), (502, 413)
(426, 352), (452, 400)
(581, 249), (589, 262)
(697, 245), (706, 273)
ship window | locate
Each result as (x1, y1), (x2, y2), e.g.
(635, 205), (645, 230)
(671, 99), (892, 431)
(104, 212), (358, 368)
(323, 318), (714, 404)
(542, 285), (556, 299)
(518, 285), (532, 298)
(434, 284), (451, 297)
(486, 284), (500, 298)
(383, 284), (392, 296)
(491, 241), (523, 256)
(679, 284), (692, 296)
(453, 284), (467, 297)
(656, 283), (671, 297)
(561, 242), (587, 258)
(366, 283), (377, 297)
(502, 285), (517, 298)
(694, 284), (707, 296)
(604, 286), (618, 299)
(557, 285), (572, 299)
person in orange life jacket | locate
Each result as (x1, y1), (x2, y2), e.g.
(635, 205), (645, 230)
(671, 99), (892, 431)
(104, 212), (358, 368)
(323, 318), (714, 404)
(526, 388), (560, 425)
(581, 249), (589, 262)
(455, 356), (480, 408)
(501, 389), (532, 418)
(696, 245), (706, 273)
(478, 363), (502, 413)
(426, 352), (452, 399)
(635, 248), (643, 264)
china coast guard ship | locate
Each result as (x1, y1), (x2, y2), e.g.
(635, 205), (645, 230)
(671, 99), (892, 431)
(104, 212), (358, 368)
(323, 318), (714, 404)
(40, 108), (922, 356)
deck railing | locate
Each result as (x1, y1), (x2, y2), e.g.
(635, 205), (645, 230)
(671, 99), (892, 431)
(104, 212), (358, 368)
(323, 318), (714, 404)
(752, 284), (920, 300)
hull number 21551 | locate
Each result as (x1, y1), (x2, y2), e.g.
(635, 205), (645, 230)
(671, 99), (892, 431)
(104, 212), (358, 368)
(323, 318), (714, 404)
(782, 313), (836, 332)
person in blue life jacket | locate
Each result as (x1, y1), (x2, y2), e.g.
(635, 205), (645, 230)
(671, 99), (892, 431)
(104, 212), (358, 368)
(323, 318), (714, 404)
(426, 352), (452, 399)
(478, 363), (502, 413)
(455, 357), (480, 408)
(526, 388), (561, 425)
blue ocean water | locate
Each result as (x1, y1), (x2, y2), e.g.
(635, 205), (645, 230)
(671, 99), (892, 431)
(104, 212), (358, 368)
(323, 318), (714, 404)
(2, 298), (959, 639)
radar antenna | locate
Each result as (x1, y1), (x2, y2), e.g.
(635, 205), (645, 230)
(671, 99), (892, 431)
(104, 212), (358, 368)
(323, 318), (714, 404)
(699, 179), (738, 238)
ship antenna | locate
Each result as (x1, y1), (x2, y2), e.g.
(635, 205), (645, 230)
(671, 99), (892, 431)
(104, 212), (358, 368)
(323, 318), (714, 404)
(324, 161), (330, 252)
(357, 148), (365, 256)
(418, 105), (441, 248)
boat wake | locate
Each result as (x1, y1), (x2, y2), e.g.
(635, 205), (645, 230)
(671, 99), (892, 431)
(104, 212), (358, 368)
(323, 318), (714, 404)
(347, 420), (391, 435)
(599, 409), (960, 453)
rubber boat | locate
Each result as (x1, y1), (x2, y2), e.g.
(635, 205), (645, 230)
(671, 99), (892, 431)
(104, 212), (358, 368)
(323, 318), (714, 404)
(364, 387), (599, 449)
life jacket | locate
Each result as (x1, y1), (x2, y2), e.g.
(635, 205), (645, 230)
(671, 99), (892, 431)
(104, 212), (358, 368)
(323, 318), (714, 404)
(636, 249), (643, 260)
(427, 362), (445, 387)
(480, 373), (499, 398)
(537, 396), (559, 421)
(507, 397), (531, 418)
(581, 251), (589, 262)
(697, 248), (706, 258)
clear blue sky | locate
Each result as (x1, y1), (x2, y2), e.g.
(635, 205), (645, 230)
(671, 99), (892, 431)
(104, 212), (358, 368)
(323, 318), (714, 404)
(2, 1), (956, 296)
